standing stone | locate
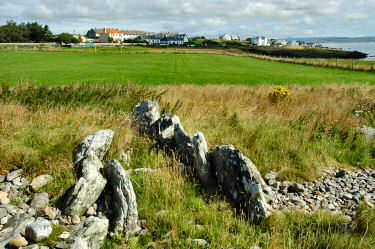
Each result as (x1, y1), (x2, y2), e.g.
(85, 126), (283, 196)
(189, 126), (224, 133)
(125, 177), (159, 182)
(68, 217), (109, 249)
(211, 145), (269, 222)
(73, 129), (114, 174)
(63, 151), (107, 216)
(132, 100), (160, 136)
(30, 175), (53, 191)
(26, 218), (52, 242)
(106, 160), (139, 239)
(192, 132), (212, 185)
(154, 113), (195, 165)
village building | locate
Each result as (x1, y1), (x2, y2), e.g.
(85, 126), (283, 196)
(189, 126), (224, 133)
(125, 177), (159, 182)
(251, 36), (270, 46)
(219, 34), (240, 41)
(98, 28), (124, 42)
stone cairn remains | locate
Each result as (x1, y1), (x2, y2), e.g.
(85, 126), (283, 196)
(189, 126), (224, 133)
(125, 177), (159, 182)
(132, 100), (375, 223)
(133, 101), (270, 223)
(0, 129), (142, 249)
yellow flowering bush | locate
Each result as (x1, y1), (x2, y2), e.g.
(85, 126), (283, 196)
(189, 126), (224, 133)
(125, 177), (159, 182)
(269, 85), (290, 102)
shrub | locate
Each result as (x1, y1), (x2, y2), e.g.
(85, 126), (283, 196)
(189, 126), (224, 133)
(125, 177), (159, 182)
(269, 85), (290, 103)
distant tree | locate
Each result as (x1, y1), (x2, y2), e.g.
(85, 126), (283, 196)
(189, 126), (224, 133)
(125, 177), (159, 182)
(56, 33), (73, 44)
(0, 20), (24, 42)
(0, 20), (53, 43)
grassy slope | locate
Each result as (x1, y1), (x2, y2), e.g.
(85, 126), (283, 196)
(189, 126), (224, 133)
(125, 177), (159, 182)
(1, 86), (374, 248)
(1, 51), (375, 86)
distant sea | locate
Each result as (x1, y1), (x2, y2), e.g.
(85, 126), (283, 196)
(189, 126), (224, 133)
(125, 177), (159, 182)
(321, 42), (375, 60)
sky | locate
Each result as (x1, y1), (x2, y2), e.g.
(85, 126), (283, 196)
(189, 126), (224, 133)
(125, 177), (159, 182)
(0, 0), (374, 39)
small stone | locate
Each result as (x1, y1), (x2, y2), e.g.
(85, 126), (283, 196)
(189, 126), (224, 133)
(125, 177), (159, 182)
(343, 193), (353, 200)
(6, 169), (22, 182)
(0, 175), (5, 182)
(93, 203), (97, 211)
(156, 210), (167, 217)
(192, 239), (208, 246)
(97, 212), (103, 218)
(55, 241), (67, 249)
(30, 193), (49, 209)
(23, 245), (40, 249)
(43, 207), (56, 220)
(59, 231), (71, 239)
(9, 235), (28, 247)
(188, 218), (198, 225)
(51, 220), (59, 226)
(72, 215), (80, 225)
(86, 206), (95, 216)
(1, 216), (8, 225)
(30, 175), (53, 191)
(293, 183), (305, 193)
(28, 208), (36, 216)
(250, 246), (261, 249)
(0, 208), (7, 219)
(18, 202), (29, 211)
(12, 177), (23, 187)
(264, 171), (278, 182)
(0, 191), (7, 199)
(336, 170), (347, 178)
(25, 217), (52, 242)
(0, 197), (10, 205)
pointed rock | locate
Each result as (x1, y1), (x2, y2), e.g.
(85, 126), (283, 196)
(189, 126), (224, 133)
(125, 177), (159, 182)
(132, 100), (160, 136)
(106, 160), (139, 239)
(211, 145), (269, 222)
(193, 132), (213, 185)
(63, 151), (107, 216)
(73, 129), (114, 173)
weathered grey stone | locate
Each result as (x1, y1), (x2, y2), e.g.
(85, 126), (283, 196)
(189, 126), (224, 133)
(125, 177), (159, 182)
(192, 132), (212, 185)
(192, 239), (208, 246)
(0, 175), (5, 183)
(30, 193), (49, 209)
(0, 208), (7, 219)
(68, 217), (109, 249)
(360, 126), (375, 141)
(73, 129), (114, 169)
(154, 113), (195, 165)
(25, 217), (52, 242)
(6, 169), (22, 182)
(211, 145), (269, 222)
(72, 215), (81, 225)
(106, 160), (139, 239)
(30, 175), (53, 191)
(23, 244), (39, 249)
(63, 151), (107, 216)
(0, 213), (34, 247)
(264, 171), (278, 182)
(0, 198), (9, 205)
(132, 100), (160, 136)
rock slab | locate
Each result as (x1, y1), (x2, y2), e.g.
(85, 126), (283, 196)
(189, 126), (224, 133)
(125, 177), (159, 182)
(211, 145), (269, 222)
(68, 217), (109, 249)
(63, 151), (107, 216)
(132, 100), (160, 136)
(106, 160), (139, 239)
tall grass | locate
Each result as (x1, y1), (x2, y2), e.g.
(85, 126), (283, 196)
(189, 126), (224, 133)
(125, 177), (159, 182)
(0, 83), (374, 248)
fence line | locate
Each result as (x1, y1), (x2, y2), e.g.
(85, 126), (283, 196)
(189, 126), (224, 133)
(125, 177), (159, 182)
(1, 44), (374, 72)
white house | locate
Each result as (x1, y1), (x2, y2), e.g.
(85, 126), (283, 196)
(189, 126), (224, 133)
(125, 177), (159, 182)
(98, 28), (124, 42)
(219, 34), (240, 41)
(251, 36), (270, 46)
(219, 34), (232, 41)
(276, 39), (287, 46)
(121, 30), (148, 40)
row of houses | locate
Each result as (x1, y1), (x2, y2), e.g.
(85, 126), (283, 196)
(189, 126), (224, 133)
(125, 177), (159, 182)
(219, 34), (240, 41)
(85, 28), (188, 45)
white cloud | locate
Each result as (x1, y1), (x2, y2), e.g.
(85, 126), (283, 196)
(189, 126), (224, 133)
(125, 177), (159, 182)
(0, 0), (373, 37)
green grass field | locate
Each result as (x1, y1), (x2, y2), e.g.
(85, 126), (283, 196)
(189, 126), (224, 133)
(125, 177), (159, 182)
(1, 50), (375, 86)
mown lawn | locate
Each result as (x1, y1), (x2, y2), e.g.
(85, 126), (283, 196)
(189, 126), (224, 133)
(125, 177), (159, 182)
(0, 50), (375, 86)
